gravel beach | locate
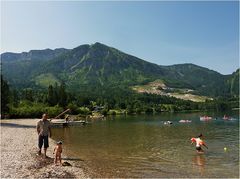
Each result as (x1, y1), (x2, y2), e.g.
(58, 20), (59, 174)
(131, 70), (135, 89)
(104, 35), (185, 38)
(0, 119), (87, 178)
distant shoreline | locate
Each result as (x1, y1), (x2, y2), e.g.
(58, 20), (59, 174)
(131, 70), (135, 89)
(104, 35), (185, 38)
(0, 119), (87, 178)
(1, 108), (237, 120)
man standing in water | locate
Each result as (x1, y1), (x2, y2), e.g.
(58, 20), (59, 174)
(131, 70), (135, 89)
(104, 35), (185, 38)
(37, 113), (51, 158)
(191, 134), (208, 153)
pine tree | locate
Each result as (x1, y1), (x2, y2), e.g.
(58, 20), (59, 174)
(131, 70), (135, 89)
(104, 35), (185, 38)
(1, 75), (10, 114)
(11, 89), (19, 107)
(47, 85), (55, 106)
(53, 82), (59, 105)
(23, 89), (34, 102)
(59, 83), (67, 107)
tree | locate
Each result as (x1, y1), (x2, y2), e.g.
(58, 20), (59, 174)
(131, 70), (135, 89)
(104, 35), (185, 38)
(11, 89), (19, 107)
(59, 83), (67, 107)
(47, 85), (55, 106)
(126, 104), (135, 114)
(1, 76), (10, 114)
(53, 83), (59, 105)
(144, 106), (154, 113)
(23, 88), (34, 102)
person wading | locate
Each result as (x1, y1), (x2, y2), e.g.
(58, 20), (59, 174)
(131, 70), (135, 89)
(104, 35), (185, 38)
(36, 113), (51, 158)
(191, 133), (208, 153)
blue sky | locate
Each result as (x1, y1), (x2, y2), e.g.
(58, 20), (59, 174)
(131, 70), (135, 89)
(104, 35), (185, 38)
(1, 1), (239, 74)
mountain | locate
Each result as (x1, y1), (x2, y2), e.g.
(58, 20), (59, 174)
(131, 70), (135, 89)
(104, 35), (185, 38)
(226, 69), (239, 96)
(1, 48), (69, 88)
(1, 48), (69, 62)
(1, 42), (239, 98)
(161, 64), (231, 96)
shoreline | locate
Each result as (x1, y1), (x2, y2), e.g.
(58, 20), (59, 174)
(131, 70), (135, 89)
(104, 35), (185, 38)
(0, 119), (87, 178)
(2, 108), (239, 120)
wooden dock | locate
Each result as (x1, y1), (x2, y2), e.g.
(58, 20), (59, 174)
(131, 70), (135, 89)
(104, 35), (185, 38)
(50, 119), (88, 127)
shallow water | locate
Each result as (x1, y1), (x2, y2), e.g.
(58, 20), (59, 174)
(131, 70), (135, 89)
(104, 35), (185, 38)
(52, 111), (239, 177)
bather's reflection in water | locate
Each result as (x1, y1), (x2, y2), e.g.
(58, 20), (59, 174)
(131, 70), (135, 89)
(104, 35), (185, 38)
(192, 154), (205, 176)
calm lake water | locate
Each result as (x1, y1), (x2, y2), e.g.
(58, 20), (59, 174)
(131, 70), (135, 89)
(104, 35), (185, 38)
(52, 111), (239, 178)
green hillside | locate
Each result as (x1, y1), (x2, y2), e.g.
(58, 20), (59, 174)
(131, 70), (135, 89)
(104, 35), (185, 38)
(1, 42), (239, 98)
(226, 69), (239, 97)
(34, 73), (60, 88)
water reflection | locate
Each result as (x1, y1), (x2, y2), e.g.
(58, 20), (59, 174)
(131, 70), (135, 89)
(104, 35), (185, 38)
(192, 154), (205, 176)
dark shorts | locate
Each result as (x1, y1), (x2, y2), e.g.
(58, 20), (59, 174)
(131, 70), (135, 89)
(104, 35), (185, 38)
(196, 146), (202, 151)
(38, 135), (49, 149)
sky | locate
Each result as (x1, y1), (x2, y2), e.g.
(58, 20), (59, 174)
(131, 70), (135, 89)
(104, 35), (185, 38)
(1, 1), (239, 74)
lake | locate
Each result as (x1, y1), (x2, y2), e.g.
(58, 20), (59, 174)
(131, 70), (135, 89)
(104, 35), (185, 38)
(51, 111), (239, 178)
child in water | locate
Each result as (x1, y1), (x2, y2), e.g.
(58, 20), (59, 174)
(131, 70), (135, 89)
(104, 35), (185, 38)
(53, 141), (63, 165)
(191, 134), (208, 153)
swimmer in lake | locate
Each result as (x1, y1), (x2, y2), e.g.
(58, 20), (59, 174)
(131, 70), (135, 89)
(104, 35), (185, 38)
(191, 134), (208, 153)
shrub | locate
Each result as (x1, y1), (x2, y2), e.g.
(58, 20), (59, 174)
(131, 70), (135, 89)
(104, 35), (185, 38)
(45, 105), (64, 118)
(144, 107), (153, 113)
(9, 102), (63, 118)
(108, 110), (116, 115)
(9, 102), (46, 118)
(77, 107), (91, 115)
(100, 108), (108, 115)
(67, 103), (79, 115)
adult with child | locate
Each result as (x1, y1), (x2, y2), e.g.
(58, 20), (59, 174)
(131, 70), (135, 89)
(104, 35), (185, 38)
(36, 113), (52, 158)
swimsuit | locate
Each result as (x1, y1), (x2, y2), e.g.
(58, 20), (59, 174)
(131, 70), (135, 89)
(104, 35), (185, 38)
(191, 137), (204, 151)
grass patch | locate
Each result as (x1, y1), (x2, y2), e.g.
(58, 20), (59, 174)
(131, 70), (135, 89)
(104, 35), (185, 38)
(34, 73), (60, 87)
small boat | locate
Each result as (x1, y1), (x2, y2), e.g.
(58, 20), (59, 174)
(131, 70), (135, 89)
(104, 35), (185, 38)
(50, 119), (89, 127)
(200, 116), (212, 121)
(179, 120), (192, 123)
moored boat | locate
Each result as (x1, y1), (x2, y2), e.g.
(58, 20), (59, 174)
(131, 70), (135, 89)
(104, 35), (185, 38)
(50, 119), (89, 127)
